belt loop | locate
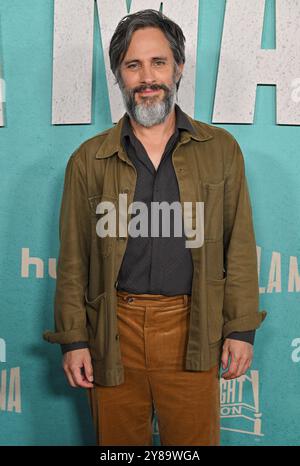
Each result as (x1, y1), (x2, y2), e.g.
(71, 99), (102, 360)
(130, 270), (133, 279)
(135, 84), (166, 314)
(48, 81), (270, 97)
(183, 294), (187, 306)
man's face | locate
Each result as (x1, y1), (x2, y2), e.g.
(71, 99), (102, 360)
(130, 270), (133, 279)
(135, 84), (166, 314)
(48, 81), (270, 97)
(118, 27), (184, 128)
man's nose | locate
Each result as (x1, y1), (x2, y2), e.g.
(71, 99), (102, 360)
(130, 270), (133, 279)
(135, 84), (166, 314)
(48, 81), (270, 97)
(139, 64), (156, 84)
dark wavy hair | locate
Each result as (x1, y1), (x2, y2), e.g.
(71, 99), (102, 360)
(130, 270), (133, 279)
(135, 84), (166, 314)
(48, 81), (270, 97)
(109, 9), (186, 91)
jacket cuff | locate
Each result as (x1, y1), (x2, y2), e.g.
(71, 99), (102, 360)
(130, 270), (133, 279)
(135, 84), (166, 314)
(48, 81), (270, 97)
(42, 327), (89, 344)
(223, 310), (267, 339)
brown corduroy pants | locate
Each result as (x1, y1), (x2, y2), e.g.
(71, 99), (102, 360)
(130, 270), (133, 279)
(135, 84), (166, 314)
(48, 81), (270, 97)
(86, 290), (221, 446)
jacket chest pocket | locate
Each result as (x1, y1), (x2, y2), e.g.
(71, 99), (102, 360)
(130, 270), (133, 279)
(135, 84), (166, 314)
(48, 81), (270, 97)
(202, 180), (224, 242)
(88, 193), (118, 257)
(85, 290), (108, 360)
(206, 277), (226, 344)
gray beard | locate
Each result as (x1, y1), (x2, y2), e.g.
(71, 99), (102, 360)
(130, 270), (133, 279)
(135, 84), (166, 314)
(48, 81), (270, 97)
(120, 81), (177, 128)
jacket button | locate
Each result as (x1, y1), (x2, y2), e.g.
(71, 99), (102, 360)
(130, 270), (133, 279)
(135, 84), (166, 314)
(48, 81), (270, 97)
(115, 334), (119, 340)
(114, 280), (118, 288)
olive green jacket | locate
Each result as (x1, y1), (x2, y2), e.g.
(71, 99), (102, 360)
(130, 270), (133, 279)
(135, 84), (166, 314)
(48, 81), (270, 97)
(43, 110), (267, 386)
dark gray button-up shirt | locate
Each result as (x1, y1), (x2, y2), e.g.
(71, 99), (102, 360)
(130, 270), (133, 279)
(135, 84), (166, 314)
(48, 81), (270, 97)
(116, 104), (194, 295)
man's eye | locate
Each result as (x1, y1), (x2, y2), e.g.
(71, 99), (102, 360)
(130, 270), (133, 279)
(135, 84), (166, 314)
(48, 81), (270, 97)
(126, 61), (165, 69)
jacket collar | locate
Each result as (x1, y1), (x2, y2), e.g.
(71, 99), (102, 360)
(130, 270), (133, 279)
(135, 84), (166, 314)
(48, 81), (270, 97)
(95, 104), (214, 159)
(121, 103), (196, 143)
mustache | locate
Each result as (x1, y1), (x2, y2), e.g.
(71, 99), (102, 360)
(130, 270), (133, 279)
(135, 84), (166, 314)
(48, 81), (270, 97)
(132, 84), (170, 94)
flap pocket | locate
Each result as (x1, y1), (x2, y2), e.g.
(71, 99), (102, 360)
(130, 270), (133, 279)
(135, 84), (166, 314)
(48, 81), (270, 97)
(88, 193), (117, 216)
(84, 290), (107, 309)
(88, 193), (118, 256)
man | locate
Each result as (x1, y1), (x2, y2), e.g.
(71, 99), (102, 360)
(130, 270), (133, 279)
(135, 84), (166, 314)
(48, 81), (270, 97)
(43, 9), (267, 446)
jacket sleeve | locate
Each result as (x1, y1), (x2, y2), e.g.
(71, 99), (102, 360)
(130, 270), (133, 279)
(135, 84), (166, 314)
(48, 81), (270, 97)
(42, 149), (90, 345)
(222, 138), (267, 338)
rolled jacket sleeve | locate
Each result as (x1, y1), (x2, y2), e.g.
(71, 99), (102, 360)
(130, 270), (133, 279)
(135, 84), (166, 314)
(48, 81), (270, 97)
(222, 138), (267, 338)
(43, 149), (90, 345)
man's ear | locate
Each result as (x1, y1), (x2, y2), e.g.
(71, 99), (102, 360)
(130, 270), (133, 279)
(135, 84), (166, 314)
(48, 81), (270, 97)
(176, 63), (184, 83)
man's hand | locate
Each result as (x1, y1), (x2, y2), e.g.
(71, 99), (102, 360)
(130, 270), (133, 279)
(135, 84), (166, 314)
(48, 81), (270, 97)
(221, 338), (253, 380)
(62, 348), (94, 388)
